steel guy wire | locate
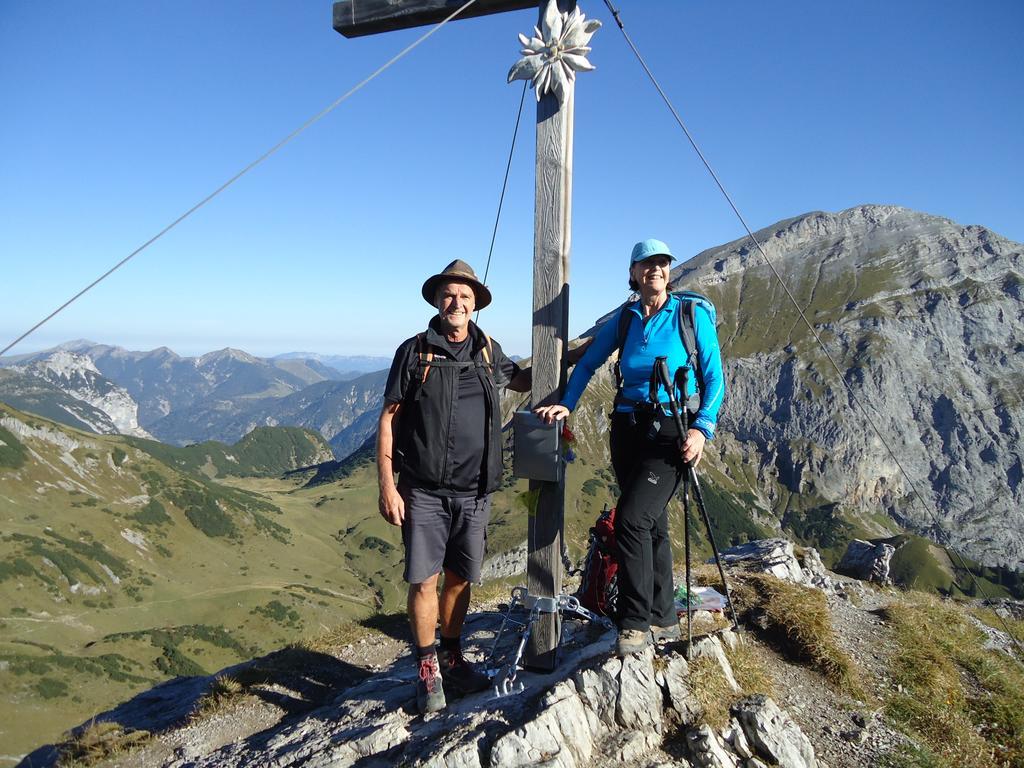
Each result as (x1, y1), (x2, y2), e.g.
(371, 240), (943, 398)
(0, 0), (481, 360)
(477, 80), (529, 325)
(602, 0), (1024, 657)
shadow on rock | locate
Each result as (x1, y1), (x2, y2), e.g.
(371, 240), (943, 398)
(358, 610), (410, 644)
(17, 648), (371, 768)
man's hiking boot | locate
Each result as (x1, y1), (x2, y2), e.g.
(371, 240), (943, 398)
(416, 653), (446, 714)
(651, 622), (681, 644)
(438, 646), (490, 694)
(616, 628), (651, 657)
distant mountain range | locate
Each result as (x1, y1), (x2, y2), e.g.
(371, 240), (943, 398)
(271, 351), (392, 379)
(0, 342), (392, 455)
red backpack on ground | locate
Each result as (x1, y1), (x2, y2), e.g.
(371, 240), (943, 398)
(577, 506), (619, 617)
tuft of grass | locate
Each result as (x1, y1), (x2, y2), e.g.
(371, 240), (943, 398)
(192, 674), (247, 718)
(688, 654), (736, 730)
(727, 638), (776, 699)
(732, 574), (861, 694)
(689, 637), (774, 729)
(880, 592), (1024, 768)
(55, 721), (151, 767)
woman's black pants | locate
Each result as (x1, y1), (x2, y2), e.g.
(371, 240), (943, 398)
(609, 410), (685, 632)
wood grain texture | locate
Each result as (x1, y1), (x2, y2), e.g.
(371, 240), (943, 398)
(333, 0), (536, 37)
(525, 0), (576, 671)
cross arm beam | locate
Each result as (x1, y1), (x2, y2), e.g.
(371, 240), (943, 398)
(333, 0), (538, 38)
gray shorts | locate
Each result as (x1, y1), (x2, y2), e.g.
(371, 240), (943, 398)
(400, 484), (491, 585)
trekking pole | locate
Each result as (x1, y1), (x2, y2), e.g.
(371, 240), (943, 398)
(655, 357), (693, 657)
(681, 454), (693, 659)
(654, 358), (741, 634)
(687, 467), (741, 631)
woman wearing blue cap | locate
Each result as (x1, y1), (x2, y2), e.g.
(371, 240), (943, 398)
(536, 238), (725, 656)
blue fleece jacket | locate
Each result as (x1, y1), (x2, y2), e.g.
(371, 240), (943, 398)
(561, 294), (725, 439)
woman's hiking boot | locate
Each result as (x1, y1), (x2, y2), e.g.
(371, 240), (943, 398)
(616, 628), (651, 657)
(416, 653), (446, 714)
(438, 646), (490, 694)
(651, 622), (681, 644)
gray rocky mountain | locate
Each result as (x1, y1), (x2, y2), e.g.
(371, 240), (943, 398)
(8, 351), (153, 438)
(0, 367), (123, 435)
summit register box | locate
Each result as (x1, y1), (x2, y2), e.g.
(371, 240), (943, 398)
(512, 410), (563, 483)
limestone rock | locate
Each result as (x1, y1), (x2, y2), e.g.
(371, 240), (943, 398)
(835, 540), (897, 584)
(490, 681), (594, 768)
(692, 636), (740, 692)
(720, 629), (741, 652)
(574, 656), (622, 734)
(686, 724), (739, 768)
(481, 542), (528, 580)
(615, 647), (664, 734)
(603, 729), (662, 764)
(731, 695), (818, 768)
(659, 653), (700, 723)
(724, 718), (755, 759)
(718, 539), (805, 584)
(418, 733), (486, 768)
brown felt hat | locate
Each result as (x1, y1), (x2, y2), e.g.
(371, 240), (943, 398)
(421, 259), (492, 310)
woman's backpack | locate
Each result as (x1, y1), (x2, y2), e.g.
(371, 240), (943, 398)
(577, 505), (619, 617)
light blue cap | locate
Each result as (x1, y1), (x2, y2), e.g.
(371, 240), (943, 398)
(630, 238), (675, 265)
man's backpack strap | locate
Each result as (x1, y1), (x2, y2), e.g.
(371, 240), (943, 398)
(415, 332), (434, 385)
(480, 332), (493, 366)
(413, 331), (494, 388)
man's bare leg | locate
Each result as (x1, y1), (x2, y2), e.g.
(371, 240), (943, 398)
(438, 568), (471, 639)
(408, 572), (440, 648)
(436, 568), (489, 692)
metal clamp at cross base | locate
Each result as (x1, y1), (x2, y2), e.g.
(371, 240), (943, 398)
(487, 586), (612, 699)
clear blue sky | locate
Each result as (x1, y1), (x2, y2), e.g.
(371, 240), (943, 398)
(2, 1), (1021, 358)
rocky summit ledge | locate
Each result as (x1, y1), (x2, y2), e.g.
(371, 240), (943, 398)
(30, 537), (1001, 768)
(108, 632), (814, 768)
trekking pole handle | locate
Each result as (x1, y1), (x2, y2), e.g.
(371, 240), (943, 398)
(654, 357), (693, 468)
(654, 357), (672, 400)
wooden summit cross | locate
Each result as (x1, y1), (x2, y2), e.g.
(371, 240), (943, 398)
(334, 0), (601, 671)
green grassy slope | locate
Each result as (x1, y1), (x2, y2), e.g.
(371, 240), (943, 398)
(123, 425), (333, 479)
(0, 405), (375, 760)
(884, 534), (1024, 599)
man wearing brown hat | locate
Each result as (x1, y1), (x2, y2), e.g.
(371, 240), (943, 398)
(377, 259), (530, 714)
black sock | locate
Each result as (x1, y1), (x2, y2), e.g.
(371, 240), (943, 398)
(439, 635), (460, 653)
(416, 644), (436, 659)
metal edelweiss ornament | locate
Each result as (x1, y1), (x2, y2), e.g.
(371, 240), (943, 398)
(507, 0), (601, 104)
